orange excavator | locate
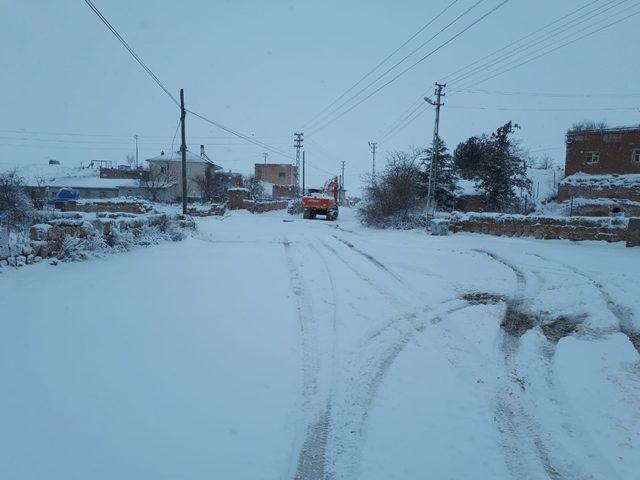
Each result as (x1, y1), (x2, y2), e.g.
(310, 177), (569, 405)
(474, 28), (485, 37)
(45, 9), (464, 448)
(301, 176), (339, 221)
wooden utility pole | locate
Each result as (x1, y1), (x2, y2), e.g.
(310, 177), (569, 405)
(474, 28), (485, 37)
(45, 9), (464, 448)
(302, 151), (306, 195)
(341, 160), (346, 202)
(180, 89), (187, 215)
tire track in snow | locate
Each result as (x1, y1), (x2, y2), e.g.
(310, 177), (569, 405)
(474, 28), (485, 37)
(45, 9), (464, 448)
(331, 235), (405, 285)
(320, 239), (470, 479)
(530, 254), (639, 355)
(476, 249), (599, 480)
(284, 236), (339, 480)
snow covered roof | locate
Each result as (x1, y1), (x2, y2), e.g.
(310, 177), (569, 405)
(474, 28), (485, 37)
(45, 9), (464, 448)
(43, 176), (141, 189)
(560, 173), (640, 189)
(146, 150), (222, 169)
(566, 126), (640, 136)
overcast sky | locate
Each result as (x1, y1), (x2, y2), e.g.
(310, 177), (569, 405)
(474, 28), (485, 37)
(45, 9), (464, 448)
(2, 0), (639, 192)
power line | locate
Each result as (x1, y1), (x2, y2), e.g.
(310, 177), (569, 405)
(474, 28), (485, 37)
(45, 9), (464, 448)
(446, 105), (640, 111)
(377, 0), (640, 144)
(440, 0), (603, 83)
(187, 109), (295, 161)
(83, 0), (179, 106)
(299, 0), (461, 130)
(306, 0), (489, 132)
(378, 102), (431, 143)
(450, 88), (640, 98)
(308, 0), (511, 134)
(449, 0), (634, 87)
(455, 5), (640, 89)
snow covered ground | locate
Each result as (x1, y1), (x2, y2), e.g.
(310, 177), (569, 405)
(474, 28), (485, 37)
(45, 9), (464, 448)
(1, 208), (638, 480)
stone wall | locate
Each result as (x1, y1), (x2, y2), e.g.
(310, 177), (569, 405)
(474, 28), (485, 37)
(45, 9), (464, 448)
(450, 213), (631, 243)
(0, 212), (194, 270)
(73, 200), (154, 214)
(627, 218), (640, 247)
(557, 184), (640, 203)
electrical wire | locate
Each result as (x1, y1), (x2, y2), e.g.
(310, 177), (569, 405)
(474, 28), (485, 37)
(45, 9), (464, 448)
(449, 0), (635, 87)
(299, 0), (461, 130)
(305, 0), (489, 132)
(309, 0), (511, 134)
(454, 5), (640, 89)
(187, 109), (295, 161)
(441, 0), (603, 83)
(83, 0), (179, 106)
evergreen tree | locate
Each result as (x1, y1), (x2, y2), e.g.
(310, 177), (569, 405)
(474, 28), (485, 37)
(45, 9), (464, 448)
(421, 136), (459, 210)
(476, 122), (530, 211)
(453, 135), (486, 180)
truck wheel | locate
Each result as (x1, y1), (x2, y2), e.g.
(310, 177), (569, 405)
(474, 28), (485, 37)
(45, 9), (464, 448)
(303, 209), (310, 219)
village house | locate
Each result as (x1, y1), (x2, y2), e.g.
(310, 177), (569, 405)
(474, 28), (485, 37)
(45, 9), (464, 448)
(146, 145), (222, 200)
(558, 126), (640, 216)
(255, 163), (297, 185)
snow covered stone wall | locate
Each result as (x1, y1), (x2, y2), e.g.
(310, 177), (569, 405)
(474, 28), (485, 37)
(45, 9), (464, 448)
(450, 212), (632, 244)
(0, 212), (194, 270)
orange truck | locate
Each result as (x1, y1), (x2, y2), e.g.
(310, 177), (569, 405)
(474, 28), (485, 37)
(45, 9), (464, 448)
(301, 176), (340, 221)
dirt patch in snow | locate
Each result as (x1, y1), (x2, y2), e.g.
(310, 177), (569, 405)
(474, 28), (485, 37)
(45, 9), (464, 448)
(461, 292), (505, 305)
(501, 301), (538, 337)
(501, 300), (585, 343)
(540, 316), (584, 343)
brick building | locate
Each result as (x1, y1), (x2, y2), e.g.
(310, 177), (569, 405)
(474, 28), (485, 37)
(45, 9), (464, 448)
(255, 163), (297, 185)
(564, 126), (640, 176)
(558, 126), (640, 216)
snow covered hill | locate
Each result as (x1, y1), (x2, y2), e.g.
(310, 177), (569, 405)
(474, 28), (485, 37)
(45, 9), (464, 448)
(1, 209), (638, 480)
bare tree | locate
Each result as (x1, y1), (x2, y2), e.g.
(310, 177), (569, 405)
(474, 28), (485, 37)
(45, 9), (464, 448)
(26, 176), (48, 209)
(536, 154), (554, 169)
(140, 162), (176, 202)
(0, 170), (33, 243)
(358, 150), (425, 227)
(244, 174), (265, 200)
(124, 154), (135, 168)
(195, 167), (231, 203)
(567, 120), (609, 133)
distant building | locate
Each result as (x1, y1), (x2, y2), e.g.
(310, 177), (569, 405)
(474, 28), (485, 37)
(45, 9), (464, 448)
(146, 145), (222, 199)
(255, 163), (297, 185)
(563, 126), (640, 177)
(558, 126), (640, 215)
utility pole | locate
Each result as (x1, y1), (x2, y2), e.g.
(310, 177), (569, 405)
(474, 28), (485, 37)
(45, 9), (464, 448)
(294, 132), (304, 193)
(341, 160), (346, 202)
(262, 152), (269, 164)
(133, 134), (139, 168)
(180, 89), (188, 215)
(302, 151), (306, 195)
(425, 82), (445, 219)
(368, 142), (377, 180)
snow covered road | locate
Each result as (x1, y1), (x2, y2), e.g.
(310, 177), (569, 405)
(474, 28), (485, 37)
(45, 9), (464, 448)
(1, 208), (639, 480)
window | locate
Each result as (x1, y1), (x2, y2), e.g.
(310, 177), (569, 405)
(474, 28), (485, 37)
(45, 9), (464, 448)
(160, 166), (167, 173)
(278, 172), (286, 178)
(633, 149), (640, 163)
(585, 151), (600, 164)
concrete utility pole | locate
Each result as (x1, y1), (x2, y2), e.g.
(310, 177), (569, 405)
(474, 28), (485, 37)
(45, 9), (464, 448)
(180, 89), (188, 215)
(368, 142), (377, 180)
(294, 132), (304, 193)
(425, 82), (445, 218)
(302, 151), (306, 195)
(262, 152), (269, 164)
(133, 134), (139, 168)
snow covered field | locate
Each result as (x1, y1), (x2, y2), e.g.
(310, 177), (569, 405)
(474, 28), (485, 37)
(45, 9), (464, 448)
(1, 208), (638, 480)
